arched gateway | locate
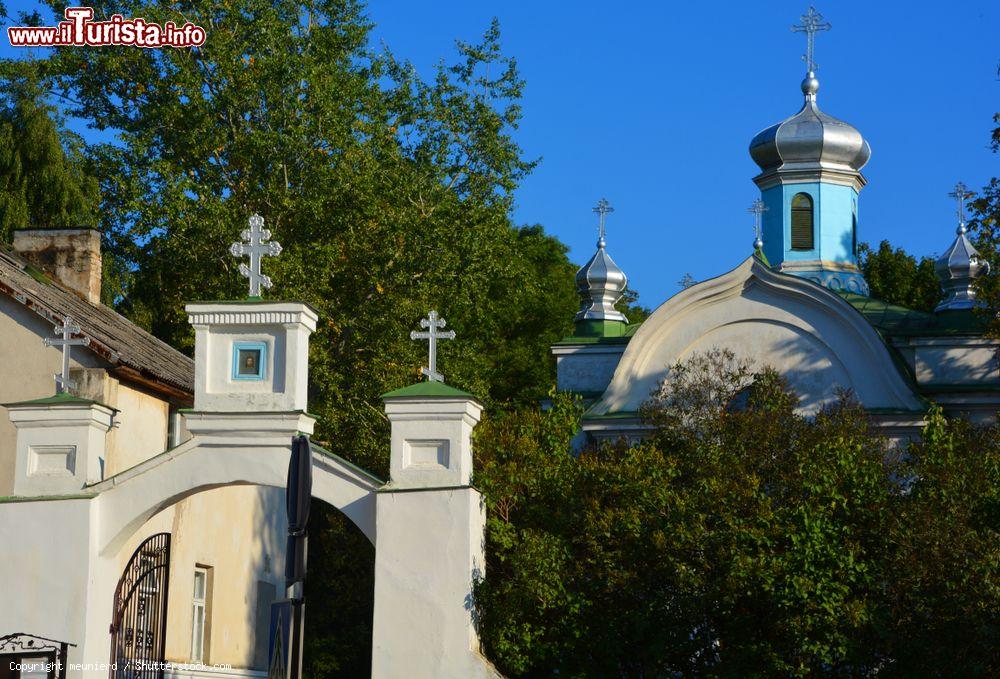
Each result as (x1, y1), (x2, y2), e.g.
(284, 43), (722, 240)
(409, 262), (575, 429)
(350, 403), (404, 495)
(0, 295), (501, 679)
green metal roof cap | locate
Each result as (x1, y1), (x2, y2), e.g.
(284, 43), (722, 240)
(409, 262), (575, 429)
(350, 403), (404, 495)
(835, 291), (987, 337)
(381, 381), (477, 400)
(4, 392), (115, 410)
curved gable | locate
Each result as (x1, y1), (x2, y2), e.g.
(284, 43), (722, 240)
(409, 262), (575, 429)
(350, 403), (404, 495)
(591, 257), (922, 416)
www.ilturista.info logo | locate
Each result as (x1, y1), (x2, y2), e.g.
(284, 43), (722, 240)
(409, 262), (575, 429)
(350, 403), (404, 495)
(8, 7), (206, 48)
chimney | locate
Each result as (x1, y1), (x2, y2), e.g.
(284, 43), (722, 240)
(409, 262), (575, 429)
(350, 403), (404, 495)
(13, 228), (103, 304)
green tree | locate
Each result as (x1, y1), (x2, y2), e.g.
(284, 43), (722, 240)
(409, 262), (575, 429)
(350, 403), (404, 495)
(966, 107), (1000, 331)
(0, 62), (98, 241)
(14, 2), (577, 674)
(857, 240), (940, 312)
(475, 351), (900, 676)
(885, 407), (1000, 677)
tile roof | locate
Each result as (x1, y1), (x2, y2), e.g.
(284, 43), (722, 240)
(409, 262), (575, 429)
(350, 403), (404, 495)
(0, 247), (194, 396)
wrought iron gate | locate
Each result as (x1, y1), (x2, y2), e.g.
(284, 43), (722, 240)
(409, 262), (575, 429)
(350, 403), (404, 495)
(108, 532), (171, 679)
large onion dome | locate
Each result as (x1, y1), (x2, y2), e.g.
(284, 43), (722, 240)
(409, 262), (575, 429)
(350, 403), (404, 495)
(749, 74), (871, 176)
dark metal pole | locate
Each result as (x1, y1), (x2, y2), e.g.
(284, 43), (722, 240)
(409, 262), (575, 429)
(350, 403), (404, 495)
(284, 434), (312, 679)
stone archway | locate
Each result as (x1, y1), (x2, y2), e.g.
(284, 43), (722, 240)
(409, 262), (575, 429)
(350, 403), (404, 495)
(94, 435), (380, 557)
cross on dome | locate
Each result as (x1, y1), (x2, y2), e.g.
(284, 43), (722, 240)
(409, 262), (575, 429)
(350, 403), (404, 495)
(592, 198), (614, 247)
(947, 181), (973, 234)
(43, 316), (89, 393)
(791, 6), (831, 74)
(748, 199), (769, 250)
(410, 310), (456, 383)
(230, 214), (283, 298)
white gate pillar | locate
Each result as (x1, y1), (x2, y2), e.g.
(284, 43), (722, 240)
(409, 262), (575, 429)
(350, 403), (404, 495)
(372, 382), (499, 679)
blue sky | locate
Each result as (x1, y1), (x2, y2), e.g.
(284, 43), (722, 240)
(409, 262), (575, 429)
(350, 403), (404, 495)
(4, 1), (998, 306)
(364, 0), (999, 304)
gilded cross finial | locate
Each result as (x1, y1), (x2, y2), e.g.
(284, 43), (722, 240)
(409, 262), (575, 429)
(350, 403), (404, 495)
(748, 198), (768, 250)
(948, 182), (973, 234)
(43, 316), (89, 393)
(791, 6), (831, 74)
(592, 198), (614, 247)
(410, 310), (456, 382)
(230, 214), (282, 298)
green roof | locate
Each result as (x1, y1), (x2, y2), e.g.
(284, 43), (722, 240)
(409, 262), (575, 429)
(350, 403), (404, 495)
(4, 392), (114, 410)
(753, 248), (772, 268)
(381, 381), (477, 400)
(835, 292), (987, 338)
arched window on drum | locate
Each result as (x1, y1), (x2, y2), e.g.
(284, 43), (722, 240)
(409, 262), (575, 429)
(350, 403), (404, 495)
(791, 193), (814, 250)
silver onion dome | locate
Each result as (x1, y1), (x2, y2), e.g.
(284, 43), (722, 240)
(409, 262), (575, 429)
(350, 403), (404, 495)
(575, 236), (628, 322)
(749, 73), (871, 175)
(935, 184), (990, 311)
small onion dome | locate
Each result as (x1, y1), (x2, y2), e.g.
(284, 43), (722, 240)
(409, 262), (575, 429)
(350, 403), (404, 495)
(575, 236), (628, 322)
(749, 74), (871, 175)
(935, 223), (990, 312)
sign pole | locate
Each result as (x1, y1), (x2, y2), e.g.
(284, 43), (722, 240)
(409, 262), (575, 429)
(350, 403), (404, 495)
(268, 434), (312, 678)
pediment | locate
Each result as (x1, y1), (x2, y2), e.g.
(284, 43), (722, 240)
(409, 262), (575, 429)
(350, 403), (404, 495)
(591, 257), (923, 416)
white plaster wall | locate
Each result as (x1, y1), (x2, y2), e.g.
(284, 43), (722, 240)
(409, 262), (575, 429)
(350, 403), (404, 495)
(676, 319), (852, 413)
(554, 344), (626, 394)
(187, 303), (317, 413)
(0, 491), (282, 677)
(372, 488), (499, 679)
(911, 340), (1000, 386)
(0, 498), (95, 668)
(593, 259), (923, 416)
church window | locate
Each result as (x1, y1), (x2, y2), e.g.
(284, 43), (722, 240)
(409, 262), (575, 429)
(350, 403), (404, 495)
(232, 341), (267, 381)
(191, 566), (212, 663)
(791, 193), (814, 250)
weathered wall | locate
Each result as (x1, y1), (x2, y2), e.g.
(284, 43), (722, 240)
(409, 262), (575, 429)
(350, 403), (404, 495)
(0, 297), (108, 495)
(102, 478), (286, 670)
(162, 485), (286, 669)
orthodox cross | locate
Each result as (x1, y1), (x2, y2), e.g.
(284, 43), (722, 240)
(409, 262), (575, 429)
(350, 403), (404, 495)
(748, 198), (768, 248)
(948, 181), (973, 233)
(410, 310), (455, 383)
(791, 6), (831, 73)
(43, 316), (89, 393)
(230, 214), (282, 297)
(592, 198), (614, 244)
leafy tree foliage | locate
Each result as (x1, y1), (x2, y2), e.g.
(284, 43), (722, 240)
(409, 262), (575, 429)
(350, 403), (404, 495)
(966, 106), (1000, 331)
(857, 240), (939, 312)
(474, 351), (999, 677)
(0, 62), (98, 241)
(885, 407), (1000, 676)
